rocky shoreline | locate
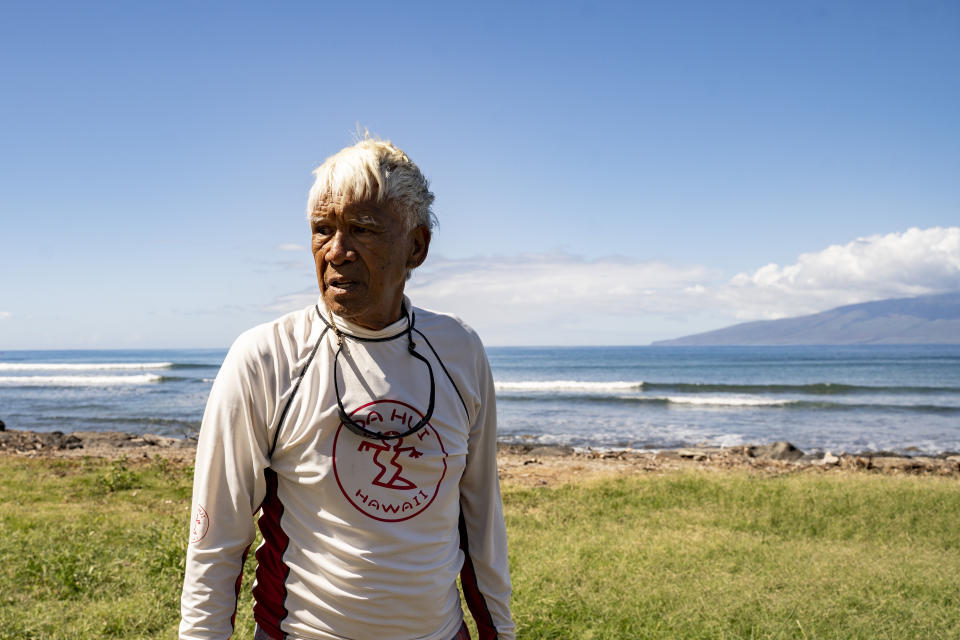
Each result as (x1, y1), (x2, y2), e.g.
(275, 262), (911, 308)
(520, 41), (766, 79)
(0, 428), (197, 461)
(496, 441), (960, 486)
(2, 427), (959, 486)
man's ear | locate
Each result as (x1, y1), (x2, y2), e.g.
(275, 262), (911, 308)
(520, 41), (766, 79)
(407, 226), (431, 270)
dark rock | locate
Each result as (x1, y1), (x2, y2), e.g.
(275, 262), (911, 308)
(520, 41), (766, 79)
(725, 445), (753, 456)
(497, 443), (538, 455)
(869, 456), (934, 473)
(750, 441), (804, 461)
(0, 419), (5, 431)
(0, 429), (83, 451)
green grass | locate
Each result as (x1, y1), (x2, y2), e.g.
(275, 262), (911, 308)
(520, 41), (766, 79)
(502, 472), (960, 639)
(1, 456), (958, 639)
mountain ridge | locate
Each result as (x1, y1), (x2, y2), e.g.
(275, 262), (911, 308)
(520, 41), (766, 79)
(652, 291), (960, 346)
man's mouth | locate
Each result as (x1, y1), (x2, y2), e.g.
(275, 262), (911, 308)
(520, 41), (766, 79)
(326, 277), (359, 292)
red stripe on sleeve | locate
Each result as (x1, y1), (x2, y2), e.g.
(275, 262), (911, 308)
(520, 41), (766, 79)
(253, 468), (291, 639)
(230, 545), (251, 629)
(459, 510), (499, 639)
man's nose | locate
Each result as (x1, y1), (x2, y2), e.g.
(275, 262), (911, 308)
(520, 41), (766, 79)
(325, 230), (355, 264)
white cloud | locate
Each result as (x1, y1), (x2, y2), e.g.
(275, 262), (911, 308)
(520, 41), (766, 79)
(261, 289), (318, 313)
(0, 312), (11, 320)
(264, 255), (718, 344)
(264, 226), (960, 344)
(718, 226), (960, 319)
(406, 254), (716, 343)
(410, 253), (712, 313)
(276, 243), (307, 252)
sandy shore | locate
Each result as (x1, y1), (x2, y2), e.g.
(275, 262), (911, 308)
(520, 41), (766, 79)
(1, 429), (959, 487)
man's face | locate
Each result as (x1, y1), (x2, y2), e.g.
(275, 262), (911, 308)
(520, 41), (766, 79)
(310, 196), (429, 330)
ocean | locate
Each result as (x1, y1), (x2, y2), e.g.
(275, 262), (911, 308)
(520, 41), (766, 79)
(1, 345), (958, 456)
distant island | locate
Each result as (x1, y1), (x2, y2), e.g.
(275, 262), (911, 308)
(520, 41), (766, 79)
(653, 291), (960, 346)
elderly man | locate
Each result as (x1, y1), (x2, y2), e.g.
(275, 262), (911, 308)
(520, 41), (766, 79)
(180, 139), (514, 640)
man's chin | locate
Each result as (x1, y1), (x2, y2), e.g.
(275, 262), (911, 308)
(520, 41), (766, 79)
(321, 290), (406, 330)
(322, 291), (368, 320)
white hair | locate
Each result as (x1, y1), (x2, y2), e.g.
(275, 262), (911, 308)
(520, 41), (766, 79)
(306, 137), (436, 230)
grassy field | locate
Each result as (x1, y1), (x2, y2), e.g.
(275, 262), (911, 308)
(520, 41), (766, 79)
(1, 455), (958, 639)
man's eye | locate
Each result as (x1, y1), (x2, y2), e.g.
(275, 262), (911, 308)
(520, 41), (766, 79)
(313, 225), (331, 235)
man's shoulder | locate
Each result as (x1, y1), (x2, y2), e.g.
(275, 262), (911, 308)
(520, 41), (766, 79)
(411, 306), (490, 403)
(411, 305), (484, 347)
(228, 304), (319, 362)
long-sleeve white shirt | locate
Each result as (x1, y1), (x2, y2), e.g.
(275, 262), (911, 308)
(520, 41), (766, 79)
(180, 299), (514, 640)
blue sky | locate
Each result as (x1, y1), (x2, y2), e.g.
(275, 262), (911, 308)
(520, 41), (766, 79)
(2, 0), (958, 348)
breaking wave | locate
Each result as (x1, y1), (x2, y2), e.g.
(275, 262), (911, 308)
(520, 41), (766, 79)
(495, 380), (642, 392)
(641, 382), (960, 395)
(494, 379), (960, 395)
(0, 374), (165, 387)
(0, 362), (174, 371)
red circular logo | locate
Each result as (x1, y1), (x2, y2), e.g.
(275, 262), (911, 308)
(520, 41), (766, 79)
(189, 504), (209, 543)
(333, 399), (448, 522)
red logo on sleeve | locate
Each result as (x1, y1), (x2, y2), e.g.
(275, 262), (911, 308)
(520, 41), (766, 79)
(189, 504), (209, 543)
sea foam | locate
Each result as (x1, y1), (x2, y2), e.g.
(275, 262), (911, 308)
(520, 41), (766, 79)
(495, 380), (643, 392)
(0, 374), (164, 386)
(0, 362), (174, 371)
(662, 395), (793, 407)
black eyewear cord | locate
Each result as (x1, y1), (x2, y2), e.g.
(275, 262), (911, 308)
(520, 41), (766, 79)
(326, 305), (436, 441)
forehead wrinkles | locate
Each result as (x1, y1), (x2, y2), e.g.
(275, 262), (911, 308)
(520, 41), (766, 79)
(310, 200), (390, 228)
(311, 192), (347, 213)
(315, 195), (407, 219)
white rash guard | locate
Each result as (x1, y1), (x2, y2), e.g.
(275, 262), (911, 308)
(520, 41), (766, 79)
(180, 298), (514, 640)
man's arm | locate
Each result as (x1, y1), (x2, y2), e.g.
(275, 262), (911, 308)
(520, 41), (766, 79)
(459, 347), (515, 640)
(180, 334), (273, 640)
